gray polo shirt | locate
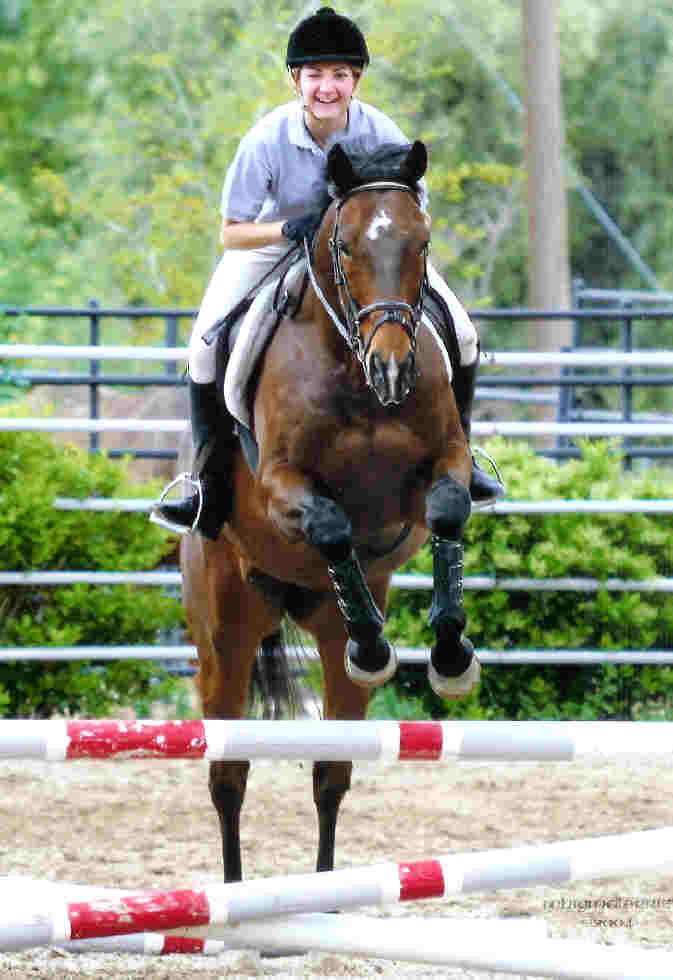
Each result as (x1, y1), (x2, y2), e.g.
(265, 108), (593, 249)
(221, 98), (428, 223)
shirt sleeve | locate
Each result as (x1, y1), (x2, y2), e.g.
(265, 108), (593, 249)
(220, 130), (274, 222)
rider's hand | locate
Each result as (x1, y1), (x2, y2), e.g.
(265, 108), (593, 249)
(282, 212), (324, 245)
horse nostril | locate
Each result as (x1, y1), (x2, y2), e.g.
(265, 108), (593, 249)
(398, 352), (416, 398)
(370, 352), (386, 386)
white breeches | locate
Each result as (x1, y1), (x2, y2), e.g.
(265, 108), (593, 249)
(188, 244), (298, 384)
(188, 244), (478, 384)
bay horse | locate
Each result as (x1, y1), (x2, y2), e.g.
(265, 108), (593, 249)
(180, 140), (480, 882)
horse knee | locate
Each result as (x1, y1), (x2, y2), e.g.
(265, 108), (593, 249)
(425, 475), (471, 538)
(301, 496), (352, 563)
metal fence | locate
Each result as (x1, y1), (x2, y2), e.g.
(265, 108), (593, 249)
(2, 301), (673, 463)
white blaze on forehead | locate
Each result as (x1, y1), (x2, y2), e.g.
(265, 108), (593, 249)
(366, 209), (393, 241)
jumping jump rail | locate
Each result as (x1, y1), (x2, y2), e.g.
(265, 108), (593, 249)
(3, 718), (673, 762)
(67, 922), (673, 980)
(2, 826), (673, 952)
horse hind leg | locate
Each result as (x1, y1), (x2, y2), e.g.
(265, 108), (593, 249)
(208, 759), (249, 882)
(425, 474), (480, 699)
(303, 594), (377, 873)
(191, 567), (282, 882)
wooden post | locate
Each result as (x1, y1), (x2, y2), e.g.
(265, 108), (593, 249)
(522, 0), (572, 422)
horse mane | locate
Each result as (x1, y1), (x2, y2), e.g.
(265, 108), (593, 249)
(326, 139), (428, 199)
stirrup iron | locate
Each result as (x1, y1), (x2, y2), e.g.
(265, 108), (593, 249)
(470, 446), (504, 510)
(149, 472), (203, 535)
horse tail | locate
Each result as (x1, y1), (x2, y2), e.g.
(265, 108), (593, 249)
(250, 626), (305, 719)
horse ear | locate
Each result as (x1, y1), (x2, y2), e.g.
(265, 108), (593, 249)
(404, 140), (428, 183)
(327, 143), (358, 194)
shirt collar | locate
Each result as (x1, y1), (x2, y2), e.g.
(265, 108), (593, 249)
(288, 99), (361, 154)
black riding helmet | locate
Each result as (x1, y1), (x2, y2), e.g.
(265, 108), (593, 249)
(286, 7), (370, 69)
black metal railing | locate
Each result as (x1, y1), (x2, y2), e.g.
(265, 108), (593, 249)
(2, 300), (673, 464)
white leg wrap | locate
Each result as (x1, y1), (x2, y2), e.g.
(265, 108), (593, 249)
(428, 652), (481, 700)
(345, 646), (398, 688)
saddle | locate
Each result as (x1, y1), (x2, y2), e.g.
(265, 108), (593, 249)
(215, 258), (309, 472)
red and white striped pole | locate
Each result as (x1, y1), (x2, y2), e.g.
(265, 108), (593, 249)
(3, 826), (673, 951)
(6, 884), (673, 978)
(62, 933), (226, 956)
(3, 719), (673, 762)
(59, 913), (547, 961)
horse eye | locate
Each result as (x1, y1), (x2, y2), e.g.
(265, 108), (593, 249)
(339, 240), (351, 257)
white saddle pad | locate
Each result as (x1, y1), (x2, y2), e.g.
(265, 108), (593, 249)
(224, 261), (307, 430)
(224, 279), (279, 430)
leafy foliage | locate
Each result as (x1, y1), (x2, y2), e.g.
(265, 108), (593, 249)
(0, 424), (183, 717)
(382, 441), (673, 720)
(7, 0), (673, 320)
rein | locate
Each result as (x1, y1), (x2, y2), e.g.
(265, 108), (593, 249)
(304, 181), (428, 374)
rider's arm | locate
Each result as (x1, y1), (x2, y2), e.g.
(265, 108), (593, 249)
(219, 218), (288, 249)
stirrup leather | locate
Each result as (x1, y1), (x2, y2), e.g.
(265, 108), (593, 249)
(149, 472), (203, 535)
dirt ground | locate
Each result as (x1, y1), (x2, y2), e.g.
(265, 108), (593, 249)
(2, 747), (673, 979)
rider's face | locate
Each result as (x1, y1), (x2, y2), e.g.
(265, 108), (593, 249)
(298, 63), (357, 123)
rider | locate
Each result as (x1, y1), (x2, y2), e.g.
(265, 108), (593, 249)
(152, 7), (504, 539)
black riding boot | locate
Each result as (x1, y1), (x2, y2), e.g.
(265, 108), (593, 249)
(452, 358), (505, 504)
(151, 379), (237, 540)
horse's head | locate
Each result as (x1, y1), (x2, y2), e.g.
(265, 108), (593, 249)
(319, 140), (430, 406)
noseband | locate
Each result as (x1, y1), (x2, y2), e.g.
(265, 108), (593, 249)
(304, 181), (428, 375)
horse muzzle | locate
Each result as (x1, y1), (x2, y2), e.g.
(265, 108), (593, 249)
(366, 347), (416, 406)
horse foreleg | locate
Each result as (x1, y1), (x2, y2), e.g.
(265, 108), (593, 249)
(425, 471), (480, 699)
(263, 464), (396, 686)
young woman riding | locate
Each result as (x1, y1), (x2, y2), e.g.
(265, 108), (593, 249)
(153, 6), (504, 538)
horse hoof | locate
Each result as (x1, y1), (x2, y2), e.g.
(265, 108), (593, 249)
(345, 635), (398, 687)
(260, 947), (307, 958)
(428, 642), (481, 700)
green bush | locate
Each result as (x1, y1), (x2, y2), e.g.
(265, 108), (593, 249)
(380, 440), (673, 721)
(0, 427), (184, 717)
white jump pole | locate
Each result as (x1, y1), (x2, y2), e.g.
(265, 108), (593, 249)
(2, 826), (673, 950)
(24, 878), (546, 960)
(61, 917), (673, 979)
(61, 917), (549, 964)
(3, 718), (673, 762)
(175, 920), (673, 980)
(61, 933), (228, 956)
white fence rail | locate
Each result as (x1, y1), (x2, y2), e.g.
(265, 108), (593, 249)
(1, 645), (673, 665)
(4, 344), (673, 367)
(2, 418), (673, 437)
(50, 497), (673, 514)
(0, 569), (671, 592)
(48, 496), (673, 516)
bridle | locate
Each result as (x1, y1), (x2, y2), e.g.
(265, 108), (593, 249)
(304, 181), (428, 377)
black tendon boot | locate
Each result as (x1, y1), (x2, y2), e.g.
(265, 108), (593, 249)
(452, 357), (505, 505)
(150, 379), (237, 540)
